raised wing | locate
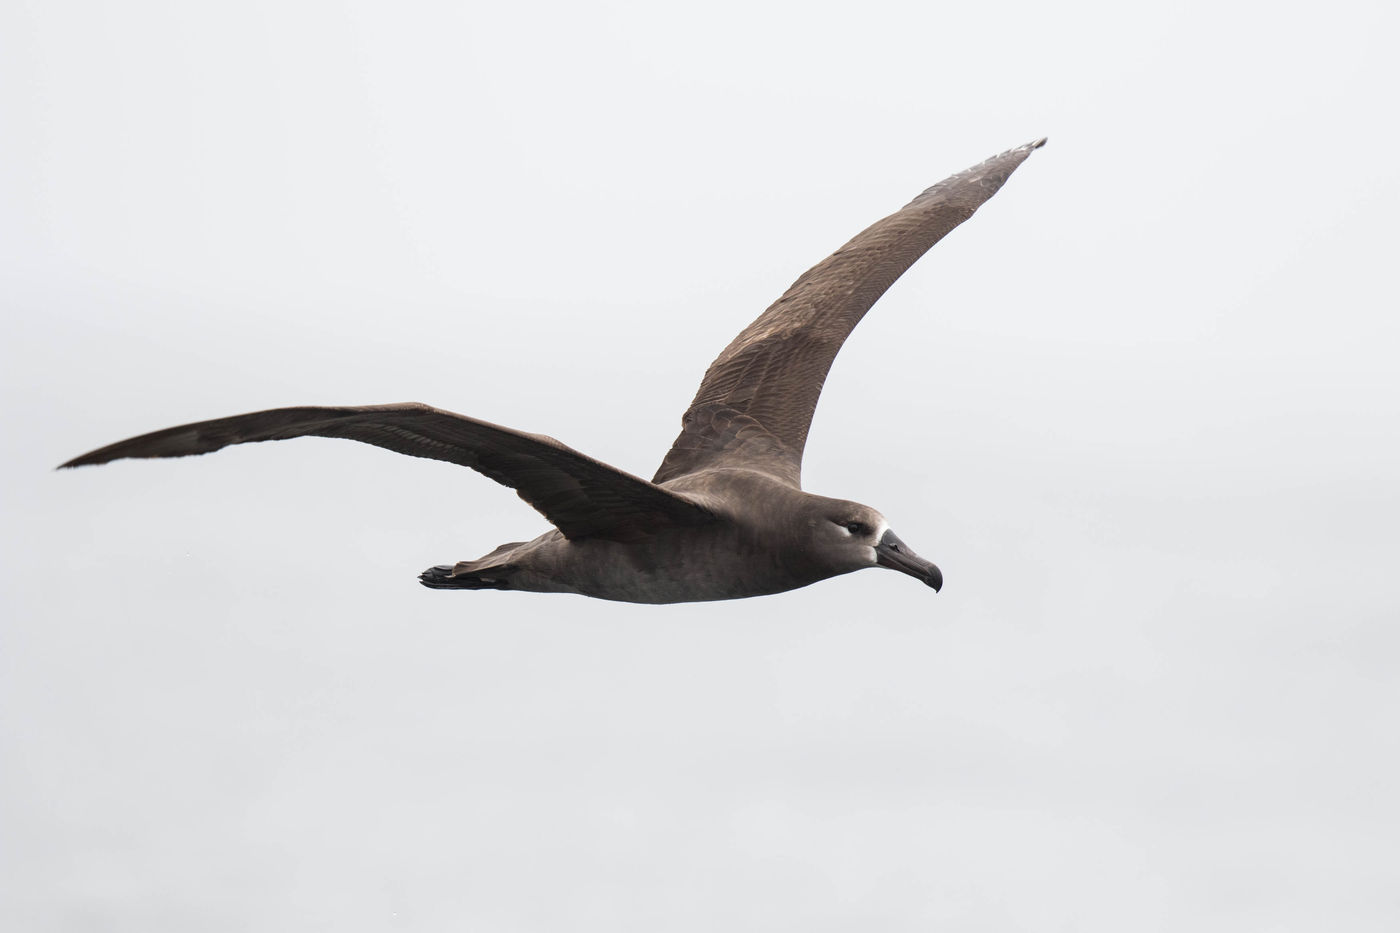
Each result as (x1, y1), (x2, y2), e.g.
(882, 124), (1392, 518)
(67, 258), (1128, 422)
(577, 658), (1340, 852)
(653, 138), (1045, 488)
(62, 403), (715, 541)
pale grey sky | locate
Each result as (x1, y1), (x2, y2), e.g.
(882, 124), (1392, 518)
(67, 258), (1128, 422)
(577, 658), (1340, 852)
(3, 1), (1398, 930)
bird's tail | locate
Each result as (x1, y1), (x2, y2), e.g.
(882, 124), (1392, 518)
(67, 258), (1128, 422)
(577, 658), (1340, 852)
(418, 565), (510, 590)
(419, 541), (527, 591)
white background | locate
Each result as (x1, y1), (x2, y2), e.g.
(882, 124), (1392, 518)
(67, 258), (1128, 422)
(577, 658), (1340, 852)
(3, 1), (1397, 929)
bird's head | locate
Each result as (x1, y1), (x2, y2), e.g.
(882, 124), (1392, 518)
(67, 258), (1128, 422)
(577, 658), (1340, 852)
(807, 498), (943, 592)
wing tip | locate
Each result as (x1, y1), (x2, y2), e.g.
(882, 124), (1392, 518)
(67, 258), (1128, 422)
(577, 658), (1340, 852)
(1028, 136), (1048, 150)
(57, 453), (101, 470)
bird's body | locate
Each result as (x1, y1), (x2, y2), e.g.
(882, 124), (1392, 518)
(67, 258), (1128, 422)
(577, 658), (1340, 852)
(62, 139), (1044, 603)
(422, 470), (892, 604)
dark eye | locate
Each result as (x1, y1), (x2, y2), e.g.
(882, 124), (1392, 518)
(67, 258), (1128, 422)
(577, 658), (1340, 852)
(844, 521), (868, 535)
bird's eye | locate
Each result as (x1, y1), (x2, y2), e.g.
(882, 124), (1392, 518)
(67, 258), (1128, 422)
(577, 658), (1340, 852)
(844, 521), (868, 535)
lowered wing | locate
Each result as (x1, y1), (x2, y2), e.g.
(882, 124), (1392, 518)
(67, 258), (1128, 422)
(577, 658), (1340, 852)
(62, 403), (715, 541)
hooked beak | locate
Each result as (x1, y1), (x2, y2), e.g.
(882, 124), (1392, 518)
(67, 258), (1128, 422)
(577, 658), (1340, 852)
(874, 529), (943, 592)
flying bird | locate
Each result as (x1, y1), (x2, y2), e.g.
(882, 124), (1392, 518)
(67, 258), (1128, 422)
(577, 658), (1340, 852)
(62, 139), (1045, 603)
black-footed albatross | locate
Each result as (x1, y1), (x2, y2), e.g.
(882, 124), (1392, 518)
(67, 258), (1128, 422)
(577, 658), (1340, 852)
(62, 138), (1044, 604)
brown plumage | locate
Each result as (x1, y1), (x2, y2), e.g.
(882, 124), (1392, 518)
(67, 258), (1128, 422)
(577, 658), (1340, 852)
(61, 139), (1045, 603)
(63, 404), (712, 542)
(655, 138), (1044, 487)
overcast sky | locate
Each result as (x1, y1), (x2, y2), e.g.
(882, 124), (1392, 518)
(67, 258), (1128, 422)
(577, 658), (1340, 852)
(3, 1), (1398, 930)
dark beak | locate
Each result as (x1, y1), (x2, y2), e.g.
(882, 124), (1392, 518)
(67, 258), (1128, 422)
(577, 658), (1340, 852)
(874, 529), (942, 592)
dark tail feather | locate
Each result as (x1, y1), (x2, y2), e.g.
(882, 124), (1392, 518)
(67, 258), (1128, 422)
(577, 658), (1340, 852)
(420, 541), (528, 591)
(418, 564), (510, 590)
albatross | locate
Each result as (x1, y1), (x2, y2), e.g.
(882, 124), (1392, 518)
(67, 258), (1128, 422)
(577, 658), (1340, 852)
(62, 138), (1044, 603)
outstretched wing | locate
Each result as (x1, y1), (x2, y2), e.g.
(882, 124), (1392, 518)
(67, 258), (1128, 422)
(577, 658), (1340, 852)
(62, 403), (715, 541)
(653, 138), (1045, 488)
